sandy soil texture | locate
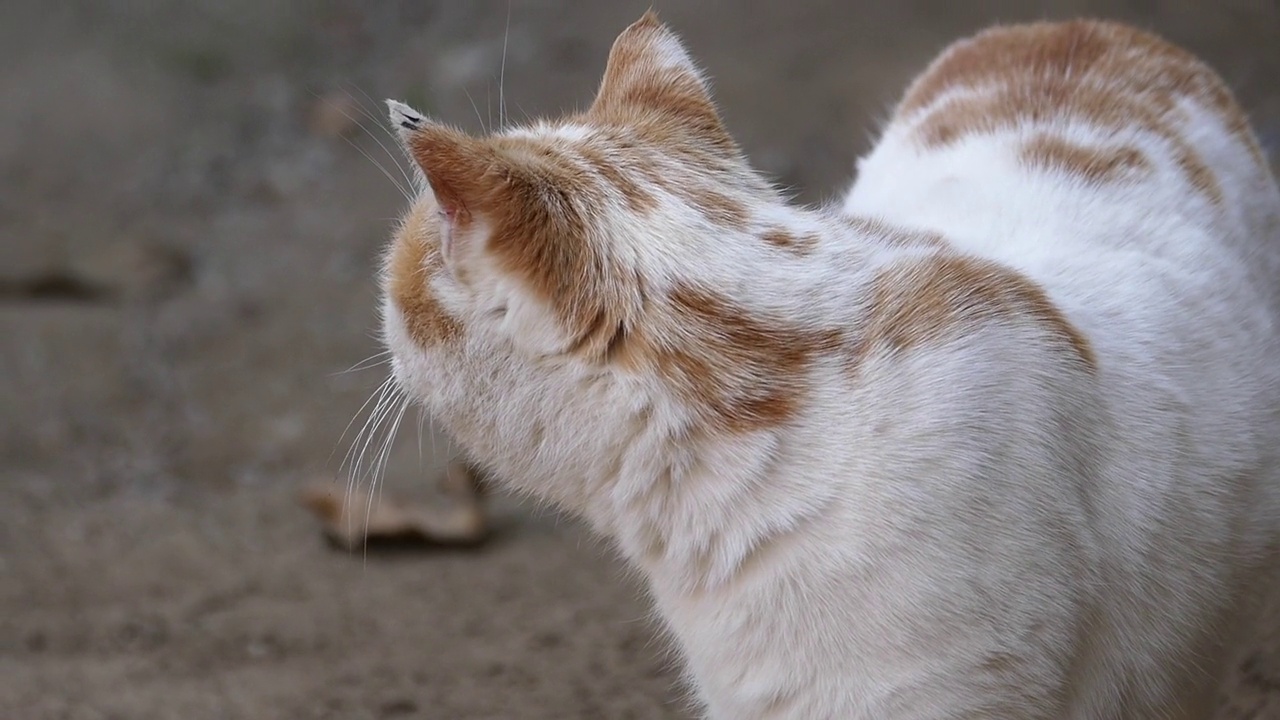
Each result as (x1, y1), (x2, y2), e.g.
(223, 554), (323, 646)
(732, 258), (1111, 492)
(3, 1), (1278, 718)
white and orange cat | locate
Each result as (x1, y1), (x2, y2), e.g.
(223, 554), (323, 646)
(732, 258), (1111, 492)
(378, 12), (1280, 718)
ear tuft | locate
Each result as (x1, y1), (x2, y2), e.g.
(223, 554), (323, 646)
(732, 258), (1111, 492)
(386, 99), (427, 142)
(597, 12), (703, 93)
(633, 8), (663, 31)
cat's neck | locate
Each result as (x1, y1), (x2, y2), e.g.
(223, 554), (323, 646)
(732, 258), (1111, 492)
(580, 205), (931, 597)
(590, 410), (835, 600)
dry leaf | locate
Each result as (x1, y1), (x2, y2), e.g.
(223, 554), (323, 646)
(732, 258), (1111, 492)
(301, 462), (489, 550)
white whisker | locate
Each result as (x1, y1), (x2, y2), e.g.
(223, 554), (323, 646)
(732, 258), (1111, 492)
(340, 134), (412, 202)
(416, 405), (426, 468)
(363, 393), (410, 560)
(430, 411), (439, 460)
(338, 376), (394, 474)
(339, 83), (422, 192)
(372, 394), (410, 511)
(349, 383), (397, 488)
(308, 87), (412, 201)
(499, 0), (512, 129)
(331, 350), (392, 377)
(329, 375), (394, 469)
(463, 87), (487, 133)
(346, 381), (399, 542)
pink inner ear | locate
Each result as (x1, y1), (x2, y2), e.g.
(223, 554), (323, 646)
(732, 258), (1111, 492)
(429, 186), (471, 268)
(406, 123), (495, 276)
(428, 181), (464, 221)
(437, 207), (457, 265)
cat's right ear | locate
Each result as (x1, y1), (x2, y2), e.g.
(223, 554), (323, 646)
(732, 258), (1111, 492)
(588, 11), (731, 150)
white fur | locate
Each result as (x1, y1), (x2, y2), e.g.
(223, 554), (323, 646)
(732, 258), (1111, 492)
(381, 29), (1280, 720)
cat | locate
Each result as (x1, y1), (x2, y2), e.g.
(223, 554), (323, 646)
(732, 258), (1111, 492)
(378, 12), (1280, 718)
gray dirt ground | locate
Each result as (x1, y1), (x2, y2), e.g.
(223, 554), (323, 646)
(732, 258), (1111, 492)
(2, 1), (1279, 718)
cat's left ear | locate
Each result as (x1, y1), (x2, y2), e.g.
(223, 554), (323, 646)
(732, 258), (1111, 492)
(589, 11), (732, 150)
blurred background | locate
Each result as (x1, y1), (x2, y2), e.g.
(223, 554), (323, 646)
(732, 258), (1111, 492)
(2, 1), (1278, 718)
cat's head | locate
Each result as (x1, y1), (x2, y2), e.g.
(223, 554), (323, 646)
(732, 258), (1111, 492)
(380, 12), (789, 501)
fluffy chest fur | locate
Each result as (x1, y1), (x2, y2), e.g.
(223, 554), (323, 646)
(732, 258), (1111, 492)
(378, 14), (1280, 719)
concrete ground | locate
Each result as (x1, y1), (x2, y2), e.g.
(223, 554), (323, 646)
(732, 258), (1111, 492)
(2, 1), (1278, 717)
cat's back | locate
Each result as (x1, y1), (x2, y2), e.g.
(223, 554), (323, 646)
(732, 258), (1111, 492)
(850, 16), (1280, 508)
(896, 19), (1267, 192)
(832, 21), (1280, 717)
(845, 20), (1280, 418)
(847, 20), (1280, 302)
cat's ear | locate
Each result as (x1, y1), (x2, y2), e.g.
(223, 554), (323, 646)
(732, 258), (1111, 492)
(402, 122), (491, 232)
(386, 102), (494, 271)
(589, 11), (730, 148)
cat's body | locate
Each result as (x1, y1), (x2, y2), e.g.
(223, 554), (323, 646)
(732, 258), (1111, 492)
(379, 15), (1280, 718)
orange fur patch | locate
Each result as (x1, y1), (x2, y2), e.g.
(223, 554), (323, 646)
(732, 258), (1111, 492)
(682, 185), (751, 229)
(843, 215), (948, 250)
(761, 227), (819, 254)
(1019, 135), (1153, 184)
(387, 199), (463, 346)
(899, 21), (1108, 117)
(917, 83), (1224, 205)
(857, 254), (1097, 371)
(592, 130), (753, 227)
(898, 21), (1264, 204)
(622, 285), (842, 434)
(576, 142), (659, 212)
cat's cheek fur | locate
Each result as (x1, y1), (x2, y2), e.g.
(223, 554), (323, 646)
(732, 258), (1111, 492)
(430, 225), (577, 358)
(494, 289), (574, 356)
(455, 266), (576, 358)
(382, 296), (439, 403)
